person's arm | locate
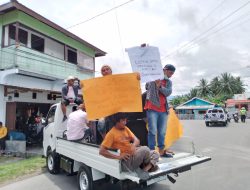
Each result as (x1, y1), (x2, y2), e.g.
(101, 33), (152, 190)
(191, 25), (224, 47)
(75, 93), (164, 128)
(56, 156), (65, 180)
(99, 145), (130, 161)
(159, 80), (172, 97)
(132, 135), (140, 147)
(61, 86), (68, 100)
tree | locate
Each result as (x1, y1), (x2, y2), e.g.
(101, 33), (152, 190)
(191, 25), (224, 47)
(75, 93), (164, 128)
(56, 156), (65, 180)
(197, 78), (211, 97)
(171, 72), (246, 107)
(210, 76), (220, 95)
(217, 73), (245, 96)
(186, 88), (198, 99)
(170, 95), (188, 107)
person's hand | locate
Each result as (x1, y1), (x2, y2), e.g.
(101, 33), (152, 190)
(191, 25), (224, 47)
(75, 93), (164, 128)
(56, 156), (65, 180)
(155, 79), (161, 88)
(80, 81), (84, 89)
(119, 153), (130, 161)
(136, 72), (141, 80)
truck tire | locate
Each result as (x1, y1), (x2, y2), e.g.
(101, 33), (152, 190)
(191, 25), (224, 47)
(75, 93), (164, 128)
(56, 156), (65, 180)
(205, 122), (209, 127)
(46, 150), (60, 174)
(77, 165), (93, 190)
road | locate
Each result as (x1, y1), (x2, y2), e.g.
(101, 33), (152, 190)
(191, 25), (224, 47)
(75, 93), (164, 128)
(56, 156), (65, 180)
(1, 120), (250, 190)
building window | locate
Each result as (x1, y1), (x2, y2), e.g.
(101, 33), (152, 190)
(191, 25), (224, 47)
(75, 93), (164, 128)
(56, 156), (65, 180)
(18, 28), (28, 46)
(77, 51), (94, 70)
(9, 24), (16, 45)
(31, 34), (44, 52)
(67, 47), (77, 64)
(7, 24), (28, 46)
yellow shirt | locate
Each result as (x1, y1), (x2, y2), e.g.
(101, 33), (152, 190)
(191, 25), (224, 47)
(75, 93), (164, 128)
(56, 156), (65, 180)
(101, 126), (135, 154)
(0, 126), (7, 139)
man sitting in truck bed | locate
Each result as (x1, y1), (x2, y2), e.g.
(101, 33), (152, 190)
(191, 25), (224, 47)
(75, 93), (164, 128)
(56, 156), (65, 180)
(66, 103), (90, 142)
(99, 113), (159, 178)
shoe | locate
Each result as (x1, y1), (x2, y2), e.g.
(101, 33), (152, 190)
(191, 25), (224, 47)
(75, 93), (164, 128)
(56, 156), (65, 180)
(62, 115), (67, 122)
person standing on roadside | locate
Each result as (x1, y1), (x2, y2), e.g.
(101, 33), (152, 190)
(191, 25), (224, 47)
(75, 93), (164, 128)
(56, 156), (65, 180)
(144, 64), (175, 157)
(240, 107), (247, 123)
(0, 121), (7, 155)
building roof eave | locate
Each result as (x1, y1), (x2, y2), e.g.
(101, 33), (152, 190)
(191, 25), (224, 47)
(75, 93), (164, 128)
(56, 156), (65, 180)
(0, 1), (106, 57)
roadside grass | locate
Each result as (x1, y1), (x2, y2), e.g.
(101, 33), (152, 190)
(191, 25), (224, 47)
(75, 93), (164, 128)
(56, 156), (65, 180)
(0, 156), (46, 184)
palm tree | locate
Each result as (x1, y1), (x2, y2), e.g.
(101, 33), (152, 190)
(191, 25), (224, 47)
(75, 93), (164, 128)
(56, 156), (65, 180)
(232, 76), (245, 94)
(197, 78), (211, 97)
(210, 76), (220, 95)
(186, 88), (198, 99)
(218, 73), (239, 95)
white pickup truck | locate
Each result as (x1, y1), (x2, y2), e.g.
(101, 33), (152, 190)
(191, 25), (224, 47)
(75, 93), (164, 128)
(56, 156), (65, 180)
(43, 103), (211, 190)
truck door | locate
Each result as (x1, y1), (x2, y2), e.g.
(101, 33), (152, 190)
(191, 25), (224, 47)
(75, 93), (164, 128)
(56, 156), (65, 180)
(43, 105), (57, 155)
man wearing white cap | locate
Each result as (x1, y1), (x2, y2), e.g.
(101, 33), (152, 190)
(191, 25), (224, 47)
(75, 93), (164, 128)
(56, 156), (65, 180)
(61, 76), (82, 122)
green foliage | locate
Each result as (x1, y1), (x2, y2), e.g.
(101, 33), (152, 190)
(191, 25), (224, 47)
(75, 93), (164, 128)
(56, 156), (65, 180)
(0, 156), (45, 184)
(171, 72), (246, 106)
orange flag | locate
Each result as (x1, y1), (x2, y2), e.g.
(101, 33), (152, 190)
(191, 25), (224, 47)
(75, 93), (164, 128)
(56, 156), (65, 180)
(165, 108), (183, 148)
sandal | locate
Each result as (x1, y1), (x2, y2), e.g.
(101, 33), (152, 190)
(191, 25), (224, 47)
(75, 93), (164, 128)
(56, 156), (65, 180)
(160, 153), (173, 158)
(148, 165), (159, 172)
(164, 149), (175, 155)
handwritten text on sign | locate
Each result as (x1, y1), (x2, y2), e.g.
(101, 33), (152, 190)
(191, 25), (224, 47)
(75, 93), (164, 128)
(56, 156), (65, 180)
(126, 46), (164, 83)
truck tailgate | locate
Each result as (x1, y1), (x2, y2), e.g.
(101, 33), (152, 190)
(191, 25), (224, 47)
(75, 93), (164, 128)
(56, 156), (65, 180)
(122, 154), (211, 185)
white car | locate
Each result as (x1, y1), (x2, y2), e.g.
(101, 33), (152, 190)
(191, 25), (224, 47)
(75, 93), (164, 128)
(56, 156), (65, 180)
(205, 108), (228, 127)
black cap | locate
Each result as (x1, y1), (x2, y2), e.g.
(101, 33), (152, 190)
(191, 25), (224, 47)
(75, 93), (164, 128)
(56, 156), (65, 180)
(163, 64), (176, 72)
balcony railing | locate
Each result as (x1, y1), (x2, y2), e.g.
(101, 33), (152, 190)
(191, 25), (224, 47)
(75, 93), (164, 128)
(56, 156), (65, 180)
(0, 45), (94, 80)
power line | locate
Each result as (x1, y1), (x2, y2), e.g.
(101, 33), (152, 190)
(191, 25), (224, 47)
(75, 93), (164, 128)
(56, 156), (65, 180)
(173, 12), (250, 56)
(162, 0), (250, 60)
(66, 0), (136, 29)
(113, 0), (126, 63)
(1, 0), (138, 48)
(197, 0), (229, 25)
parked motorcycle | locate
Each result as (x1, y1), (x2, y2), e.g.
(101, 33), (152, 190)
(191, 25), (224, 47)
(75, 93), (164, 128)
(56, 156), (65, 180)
(227, 113), (231, 123)
(233, 113), (239, 123)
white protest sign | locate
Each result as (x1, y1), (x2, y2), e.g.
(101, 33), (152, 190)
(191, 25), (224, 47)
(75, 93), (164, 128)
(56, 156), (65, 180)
(126, 46), (164, 83)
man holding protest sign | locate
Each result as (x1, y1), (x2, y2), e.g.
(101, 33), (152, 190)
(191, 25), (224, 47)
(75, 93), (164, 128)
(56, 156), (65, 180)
(144, 64), (176, 157)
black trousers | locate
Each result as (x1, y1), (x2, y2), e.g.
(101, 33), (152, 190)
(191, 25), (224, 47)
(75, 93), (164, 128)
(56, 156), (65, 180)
(0, 137), (6, 151)
(241, 115), (246, 122)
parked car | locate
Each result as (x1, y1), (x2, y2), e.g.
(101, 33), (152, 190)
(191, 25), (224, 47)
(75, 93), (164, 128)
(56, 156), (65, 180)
(204, 108), (228, 127)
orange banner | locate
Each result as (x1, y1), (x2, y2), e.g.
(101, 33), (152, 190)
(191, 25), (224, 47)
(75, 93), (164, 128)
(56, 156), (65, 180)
(81, 73), (142, 120)
(165, 108), (184, 148)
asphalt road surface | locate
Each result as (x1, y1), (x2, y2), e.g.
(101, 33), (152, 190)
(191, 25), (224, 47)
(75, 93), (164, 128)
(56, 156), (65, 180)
(1, 120), (250, 190)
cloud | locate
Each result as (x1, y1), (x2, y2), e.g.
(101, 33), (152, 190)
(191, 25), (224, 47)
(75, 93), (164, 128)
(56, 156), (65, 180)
(13, 0), (250, 95)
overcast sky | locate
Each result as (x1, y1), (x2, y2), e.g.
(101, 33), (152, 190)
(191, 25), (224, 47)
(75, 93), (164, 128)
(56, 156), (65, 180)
(2, 0), (250, 95)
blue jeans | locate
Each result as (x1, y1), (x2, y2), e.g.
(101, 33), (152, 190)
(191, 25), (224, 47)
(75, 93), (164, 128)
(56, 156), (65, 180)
(147, 110), (168, 150)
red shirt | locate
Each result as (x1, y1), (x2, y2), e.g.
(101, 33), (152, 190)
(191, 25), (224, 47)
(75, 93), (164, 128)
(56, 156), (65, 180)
(144, 80), (166, 112)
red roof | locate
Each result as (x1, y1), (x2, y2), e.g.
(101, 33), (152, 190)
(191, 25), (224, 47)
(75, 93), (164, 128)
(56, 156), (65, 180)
(226, 99), (250, 106)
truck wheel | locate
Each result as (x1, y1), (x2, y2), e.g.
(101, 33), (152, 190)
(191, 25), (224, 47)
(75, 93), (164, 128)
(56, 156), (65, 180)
(78, 165), (93, 190)
(47, 151), (60, 174)
(205, 122), (209, 127)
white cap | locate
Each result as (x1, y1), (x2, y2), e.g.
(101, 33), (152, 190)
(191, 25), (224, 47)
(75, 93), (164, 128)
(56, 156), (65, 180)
(66, 76), (75, 81)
